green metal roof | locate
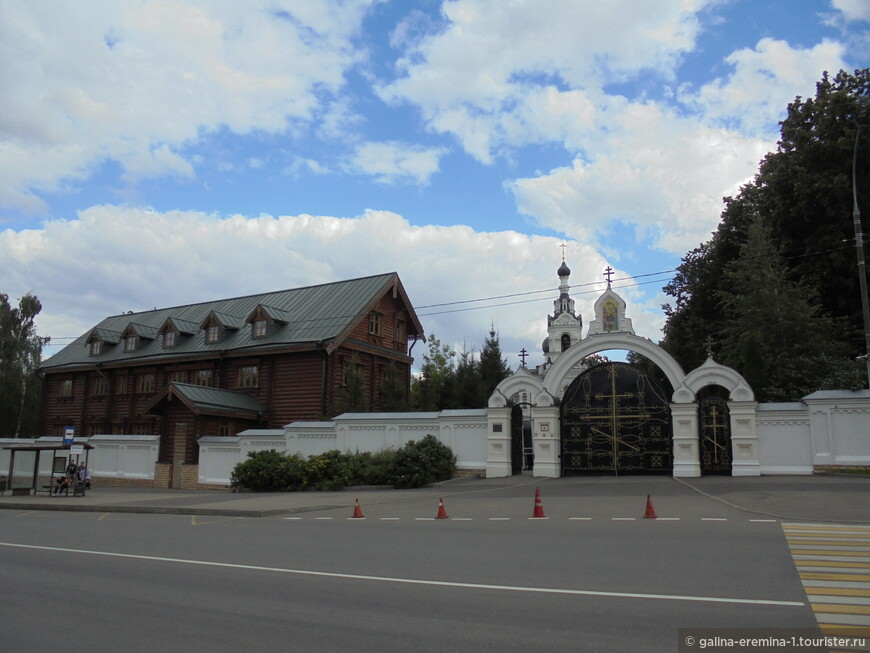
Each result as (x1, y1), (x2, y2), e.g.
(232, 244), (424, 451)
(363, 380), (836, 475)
(145, 382), (268, 419)
(43, 272), (422, 370)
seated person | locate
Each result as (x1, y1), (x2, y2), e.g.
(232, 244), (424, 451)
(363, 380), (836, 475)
(53, 475), (71, 494)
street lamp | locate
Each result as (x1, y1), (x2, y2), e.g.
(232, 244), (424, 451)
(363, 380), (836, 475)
(852, 97), (870, 388)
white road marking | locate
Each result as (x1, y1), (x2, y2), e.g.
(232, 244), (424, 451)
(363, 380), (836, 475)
(0, 542), (805, 607)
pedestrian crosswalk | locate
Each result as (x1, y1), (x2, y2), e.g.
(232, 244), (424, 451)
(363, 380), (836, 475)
(783, 523), (870, 641)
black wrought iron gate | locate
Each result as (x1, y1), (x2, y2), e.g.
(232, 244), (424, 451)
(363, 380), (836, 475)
(510, 404), (523, 475)
(560, 362), (672, 475)
(699, 396), (732, 474)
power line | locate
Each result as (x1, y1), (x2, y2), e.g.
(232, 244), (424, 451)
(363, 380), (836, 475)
(417, 277), (673, 317)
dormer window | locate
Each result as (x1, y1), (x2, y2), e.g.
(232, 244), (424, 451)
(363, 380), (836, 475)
(245, 305), (288, 340)
(124, 335), (138, 353)
(206, 325), (221, 344)
(90, 341), (102, 356)
(164, 331), (178, 348)
(200, 311), (243, 344)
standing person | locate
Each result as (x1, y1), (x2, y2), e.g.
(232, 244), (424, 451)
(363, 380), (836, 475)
(77, 463), (90, 490)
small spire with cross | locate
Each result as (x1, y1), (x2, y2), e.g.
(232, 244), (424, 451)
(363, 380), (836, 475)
(519, 348), (528, 368)
(559, 242), (567, 261)
(604, 266), (614, 286)
(704, 336), (714, 359)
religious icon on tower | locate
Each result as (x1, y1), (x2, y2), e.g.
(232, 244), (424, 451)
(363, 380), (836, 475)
(603, 299), (618, 332)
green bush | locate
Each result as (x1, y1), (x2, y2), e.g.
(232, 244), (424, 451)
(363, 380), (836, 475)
(230, 450), (307, 492)
(390, 434), (457, 489)
(306, 450), (354, 490)
(229, 437), (457, 492)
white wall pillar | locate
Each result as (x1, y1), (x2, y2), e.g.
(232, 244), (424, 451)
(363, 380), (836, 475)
(531, 405), (560, 478)
(670, 403), (700, 477)
(729, 400), (761, 476)
(485, 407), (511, 478)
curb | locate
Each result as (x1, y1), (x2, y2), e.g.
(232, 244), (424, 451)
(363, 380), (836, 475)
(0, 501), (350, 518)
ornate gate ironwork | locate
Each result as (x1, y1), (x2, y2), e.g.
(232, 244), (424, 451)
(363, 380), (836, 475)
(510, 405), (523, 475)
(699, 396), (732, 474)
(560, 362), (672, 475)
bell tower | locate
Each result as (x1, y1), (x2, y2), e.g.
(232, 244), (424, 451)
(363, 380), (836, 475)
(541, 248), (583, 369)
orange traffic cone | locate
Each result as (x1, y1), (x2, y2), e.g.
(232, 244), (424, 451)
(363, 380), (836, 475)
(436, 497), (449, 519)
(531, 487), (547, 518)
(644, 495), (657, 519)
(351, 498), (365, 519)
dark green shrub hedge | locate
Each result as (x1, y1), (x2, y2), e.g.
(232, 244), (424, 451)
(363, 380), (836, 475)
(391, 435), (457, 489)
(230, 450), (307, 492)
(229, 436), (457, 492)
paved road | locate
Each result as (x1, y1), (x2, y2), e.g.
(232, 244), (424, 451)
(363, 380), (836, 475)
(6, 475), (863, 652)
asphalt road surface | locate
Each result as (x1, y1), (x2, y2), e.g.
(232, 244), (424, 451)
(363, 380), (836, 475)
(0, 479), (821, 652)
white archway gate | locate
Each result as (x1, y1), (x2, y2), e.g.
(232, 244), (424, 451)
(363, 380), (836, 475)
(486, 333), (761, 478)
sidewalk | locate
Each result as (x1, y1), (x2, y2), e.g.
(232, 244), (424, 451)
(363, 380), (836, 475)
(0, 473), (867, 522)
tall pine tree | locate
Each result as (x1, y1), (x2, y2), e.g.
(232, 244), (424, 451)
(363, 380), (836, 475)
(716, 219), (863, 400)
(478, 324), (511, 405)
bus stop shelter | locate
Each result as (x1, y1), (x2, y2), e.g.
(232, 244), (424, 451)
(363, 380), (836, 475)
(3, 442), (93, 496)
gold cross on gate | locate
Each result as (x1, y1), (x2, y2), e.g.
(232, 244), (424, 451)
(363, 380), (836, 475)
(576, 365), (650, 464)
(703, 405), (728, 462)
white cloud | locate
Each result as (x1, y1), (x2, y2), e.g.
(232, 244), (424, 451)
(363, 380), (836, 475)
(0, 205), (656, 369)
(347, 141), (447, 185)
(0, 0), (374, 213)
(509, 101), (773, 254)
(377, 4), (849, 255)
(832, 0), (870, 22)
(378, 0), (708, 161)
(679, 38), (848, 135)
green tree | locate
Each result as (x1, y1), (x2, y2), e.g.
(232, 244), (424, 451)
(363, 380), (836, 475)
(0, 293), (47, 437)
(478, 324), (511, 405)
(716, 218), (863, 401)
(662, 68), (870, 386)
(378, 360), (408, 412)
(454, 346), (484, 408)
(411, 334), (456, 411)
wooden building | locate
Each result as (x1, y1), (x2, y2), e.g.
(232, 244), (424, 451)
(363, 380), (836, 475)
(39, 273), (424, 486)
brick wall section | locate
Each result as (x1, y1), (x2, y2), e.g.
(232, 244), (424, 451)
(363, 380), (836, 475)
(154, 463), (171, 488)
(90, 477), (156, 489)
(179, 464), (199, 490)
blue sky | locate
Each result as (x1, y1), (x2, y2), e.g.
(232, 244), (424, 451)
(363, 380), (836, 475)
(1, 0), (868, 370)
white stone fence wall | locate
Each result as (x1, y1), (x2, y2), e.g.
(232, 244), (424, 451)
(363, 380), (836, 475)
(197, 410), (489, 486)
(3, 394), (864, 488)
(755, 391), (870, 474)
